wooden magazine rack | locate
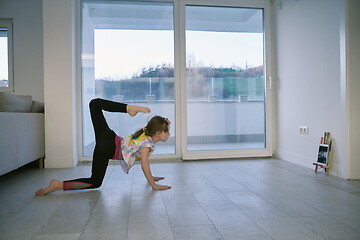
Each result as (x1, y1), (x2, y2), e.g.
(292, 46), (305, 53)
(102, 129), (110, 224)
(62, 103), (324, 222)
(313, 132), (333, 176)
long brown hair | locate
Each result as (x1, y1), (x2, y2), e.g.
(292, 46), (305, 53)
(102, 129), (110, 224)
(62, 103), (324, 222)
(133, 116), (169, 139)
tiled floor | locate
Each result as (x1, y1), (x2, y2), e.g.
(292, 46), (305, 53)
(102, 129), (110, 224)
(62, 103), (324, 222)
(1, 158), (360, 240)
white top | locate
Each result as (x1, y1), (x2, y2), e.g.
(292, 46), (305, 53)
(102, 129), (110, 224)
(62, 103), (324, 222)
(112, 132), (155, 174)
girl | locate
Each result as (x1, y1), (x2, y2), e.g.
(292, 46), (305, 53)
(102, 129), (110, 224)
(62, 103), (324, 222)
(35, 98), (171, 196)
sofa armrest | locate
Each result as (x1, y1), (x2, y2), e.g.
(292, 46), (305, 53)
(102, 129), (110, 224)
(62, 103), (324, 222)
(0, 112), (45, 175)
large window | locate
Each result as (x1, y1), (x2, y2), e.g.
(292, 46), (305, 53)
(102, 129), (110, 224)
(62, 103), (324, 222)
(185, 6), (265, 154)
(0, 19), (13, 91)
(81, 0), (272, 160)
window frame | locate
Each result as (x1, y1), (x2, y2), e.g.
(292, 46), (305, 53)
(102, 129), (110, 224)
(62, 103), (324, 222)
(0, 19), (14, 92)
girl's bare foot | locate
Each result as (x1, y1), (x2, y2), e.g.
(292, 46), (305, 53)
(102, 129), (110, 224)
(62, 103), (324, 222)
(127, 105), (151, 117)
(35, 179), (63, 196)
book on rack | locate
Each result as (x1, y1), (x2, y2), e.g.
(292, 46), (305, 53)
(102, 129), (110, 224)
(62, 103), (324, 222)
(316, 132), (333, 166)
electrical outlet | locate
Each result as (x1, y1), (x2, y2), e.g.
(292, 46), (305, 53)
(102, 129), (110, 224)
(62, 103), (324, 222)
(303, 126), (308, 134)
(299, 126), (309, 134)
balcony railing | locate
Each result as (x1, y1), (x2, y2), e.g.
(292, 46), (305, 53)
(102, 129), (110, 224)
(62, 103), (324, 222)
(93, 77), (265, 103)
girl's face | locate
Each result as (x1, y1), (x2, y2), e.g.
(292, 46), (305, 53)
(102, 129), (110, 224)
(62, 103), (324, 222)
(158, 125), (171, 142)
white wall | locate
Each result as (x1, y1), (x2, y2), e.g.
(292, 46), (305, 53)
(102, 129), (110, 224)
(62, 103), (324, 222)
(346, 0), (360, 179)
(274, 0), (345, 177)
(0, 0), (44, 101)
(274, 0), (359, 179)
(43, 0), (78, 168)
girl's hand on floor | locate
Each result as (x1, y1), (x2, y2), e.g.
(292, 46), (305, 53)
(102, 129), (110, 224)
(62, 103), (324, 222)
(153, 176), (165, 182)
(152, 184), (171, 190)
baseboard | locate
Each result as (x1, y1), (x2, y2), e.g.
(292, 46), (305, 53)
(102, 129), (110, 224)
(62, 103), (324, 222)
(276, 150), (314, 169)
(44, 157), (77, 168)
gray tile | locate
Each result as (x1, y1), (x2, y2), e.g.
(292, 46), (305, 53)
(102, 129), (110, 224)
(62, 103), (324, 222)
(203, 205), (272, 240)
(79, 226), (127, 240)
(0, 195), (67, 240)
(166, 205), (212, 227)
(127, 224), (174, 240)
(130, 191), (165, 210)
(225, 191), (272, 210)
(37, 191), (100, 234)
(193, 190), (234, 206)
(172, 225), (223, 240)
(222, 233), (273, 240)
(199, 168), (251, 192)
(129, 207), (169, 225)
(78, 205), (128, 240)
(162, 192), (200, 208)
(256, 218), (324, 240)
(224, 191), (290, 221)
(127, 208), (174, 240)
(351, 191), (360, 196)
(304, 197), (360, 230)
(265, 197), (326, 218)
(32, 233), (81, 240)
(296, 215), (360, 240)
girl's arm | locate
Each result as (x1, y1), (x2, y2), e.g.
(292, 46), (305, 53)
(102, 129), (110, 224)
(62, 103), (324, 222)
(139, 148), (171, 190)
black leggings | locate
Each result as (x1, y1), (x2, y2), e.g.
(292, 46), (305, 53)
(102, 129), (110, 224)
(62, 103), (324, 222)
(63, 98), (127, 190)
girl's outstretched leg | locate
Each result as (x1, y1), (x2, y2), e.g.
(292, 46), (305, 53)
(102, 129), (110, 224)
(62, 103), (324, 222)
(35, 179), (63, 196)
(90, 98), (127, 138)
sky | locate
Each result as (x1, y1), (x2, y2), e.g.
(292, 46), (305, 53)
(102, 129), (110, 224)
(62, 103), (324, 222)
(0, 29), (263, 81)
(1, 29), (264, 81)
(94, 29), (263, 80)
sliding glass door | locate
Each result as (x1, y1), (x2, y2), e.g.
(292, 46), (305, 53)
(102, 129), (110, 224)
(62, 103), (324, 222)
(183, 5), (267, 159)
(80, 0), (272, 160)
(81, 1), (175, 158)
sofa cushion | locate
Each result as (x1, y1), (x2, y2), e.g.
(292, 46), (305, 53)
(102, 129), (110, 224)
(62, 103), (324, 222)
(0, 92), (33, 112)
(30, 100), (45, 113)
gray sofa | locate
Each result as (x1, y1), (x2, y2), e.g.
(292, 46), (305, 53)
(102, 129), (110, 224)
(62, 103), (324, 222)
(0, 92), (45, 175)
